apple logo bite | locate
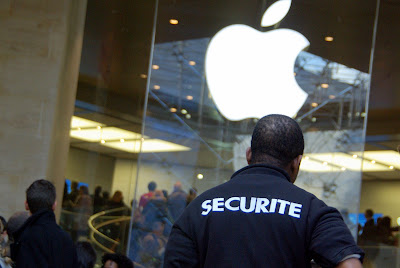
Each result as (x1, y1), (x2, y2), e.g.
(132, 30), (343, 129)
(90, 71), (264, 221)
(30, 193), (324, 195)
(205, 0), (309, 121)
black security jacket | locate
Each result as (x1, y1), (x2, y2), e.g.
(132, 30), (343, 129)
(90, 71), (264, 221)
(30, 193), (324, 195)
(11, 209), (77, 268)
(164, 164), (364, 268)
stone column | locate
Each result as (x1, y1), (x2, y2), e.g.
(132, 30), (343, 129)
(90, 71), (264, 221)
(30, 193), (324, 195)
(0, 0), (87, 220)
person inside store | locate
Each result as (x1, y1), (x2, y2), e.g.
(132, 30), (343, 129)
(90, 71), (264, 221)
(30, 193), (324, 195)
(93, 186), (107, 213)
(359, 209), (378, 244)
(10, 179), (77, 267)
(76, 241), (97, 268)
(71, 185), (93, 240)
(138, 219), (168, 267)
(139, 181), (157, 211)
(68, 181), (80, 203)
(101, 253), (134, 268)
(106, 190), (130, 252)
(376, 216), (396, 245)
(167, 182), (187, 221)
(164, 114), (364, 268)
(186, 187), (197, 206)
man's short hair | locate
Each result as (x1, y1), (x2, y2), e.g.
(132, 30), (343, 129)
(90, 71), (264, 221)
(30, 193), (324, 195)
(76, 241), (97, 268)
(148, 181), (157, 192)
(26, 179), (56, 214)
(365, 209), (374, 218)
(251, 114), (304, 167)
(101, 253), (133, 268)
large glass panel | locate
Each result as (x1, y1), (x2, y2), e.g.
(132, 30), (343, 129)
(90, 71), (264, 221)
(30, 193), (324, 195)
(62, 0), (156, 262)
(130, 0), (381, 267)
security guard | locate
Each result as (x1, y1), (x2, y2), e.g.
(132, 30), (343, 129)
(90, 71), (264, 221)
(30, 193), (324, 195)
(164, 114), (364, 268)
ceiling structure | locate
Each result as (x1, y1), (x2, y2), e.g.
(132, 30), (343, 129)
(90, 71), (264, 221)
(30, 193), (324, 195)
(73, 0), (400, 181)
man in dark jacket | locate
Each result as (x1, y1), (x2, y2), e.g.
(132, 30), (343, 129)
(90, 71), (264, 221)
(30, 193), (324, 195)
(164, 114), (364, 268)
(167, 182), (187, 221)
(10, 179), (77, 267)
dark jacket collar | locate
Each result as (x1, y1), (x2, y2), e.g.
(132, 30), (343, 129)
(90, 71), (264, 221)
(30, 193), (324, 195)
(231, 164), (292, 183)
(13, 209), (55, 241)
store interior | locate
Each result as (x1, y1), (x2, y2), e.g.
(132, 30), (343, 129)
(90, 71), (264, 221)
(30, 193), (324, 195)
(61, 0), (400, 264)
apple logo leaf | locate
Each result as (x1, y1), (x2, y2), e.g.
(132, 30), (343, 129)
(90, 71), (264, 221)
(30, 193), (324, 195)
(261, 0), (292, 27)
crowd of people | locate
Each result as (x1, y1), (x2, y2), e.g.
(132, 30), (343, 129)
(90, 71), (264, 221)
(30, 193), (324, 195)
(0, 179), (134, 268)
(61, 182), (130, 242)
(3, 115), (393, 267)
(58, 178), (197, 267)
(359, 209), (399, 246)
(0, 178), (197, 267)
(129, 181), (197, 267)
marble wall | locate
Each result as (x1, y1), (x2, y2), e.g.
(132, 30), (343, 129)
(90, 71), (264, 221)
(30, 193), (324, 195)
(0, 0), (87, 219)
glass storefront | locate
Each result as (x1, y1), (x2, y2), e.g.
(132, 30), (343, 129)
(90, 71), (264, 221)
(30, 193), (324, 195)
(62, 0), (400, 266)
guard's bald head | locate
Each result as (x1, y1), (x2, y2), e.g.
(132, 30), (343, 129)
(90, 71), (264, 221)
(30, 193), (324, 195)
(250, 114), (304, 168)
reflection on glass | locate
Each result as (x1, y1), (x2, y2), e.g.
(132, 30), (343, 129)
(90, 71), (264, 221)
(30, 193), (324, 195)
(60, 0), (393, 267)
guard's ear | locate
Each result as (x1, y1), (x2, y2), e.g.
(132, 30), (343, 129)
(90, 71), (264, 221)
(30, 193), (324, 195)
(289, 155), (302, 183)
(52, 200), (57, 211)
(24, 200), (29, 211)
(246, 147), (252, 164)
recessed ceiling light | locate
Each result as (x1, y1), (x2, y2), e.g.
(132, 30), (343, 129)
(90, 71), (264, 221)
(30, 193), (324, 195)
(186, 95), (193, 100)
(389, 166), (394, 170)
(311, 117), (317, 122)
(189, 61), (196, 66)
(300, 151), (400, 173)
(140, 74), (147, 79)
(352, 155), (358, 158)
(186, 114), (191, 119)
(97, 126), (102, 130)
(325, 36), (334, 42)
(169, 19), (179, 25)
(329, 95), (336, 99)
(77, 127), (81, 131)
(311, 102), (318, 107)
(321, 83), (329, 88)
(101, 140), (105, 144)
(371, 160), (376, 164)
(152, 65), (159, 70)
(170, 107), (177, 113)
(361, 112), (366, 117)
(154, 85), (160, 90)
(120, 139), (125, 143)
(181, 109), (187, 114)
(197, 174), (204, 180)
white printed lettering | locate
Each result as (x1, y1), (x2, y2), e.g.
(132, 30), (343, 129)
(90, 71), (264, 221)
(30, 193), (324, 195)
(201, 196), (302, 219)
(201, 200), (212, 215)
(240, 197), (257, 213)
(288, 202), (302, 218)
(277, 200), (291, 215)
(213, 198), (225, 212)
(255, 198), (270, 213)
(225, 197), (240, 211)
(269, 199), (277, 213)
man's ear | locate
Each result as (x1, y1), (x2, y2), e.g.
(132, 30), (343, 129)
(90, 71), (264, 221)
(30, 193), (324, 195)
(289, 155), (302, 183)
(52, 200), (57, 211)
(24, 200), (29, 211)
(246, 147), (252, 165)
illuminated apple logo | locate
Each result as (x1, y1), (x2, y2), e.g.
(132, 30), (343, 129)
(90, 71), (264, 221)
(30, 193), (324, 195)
(205, 0), (309, 121)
